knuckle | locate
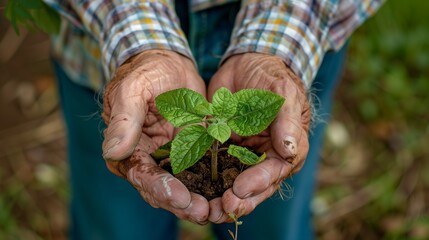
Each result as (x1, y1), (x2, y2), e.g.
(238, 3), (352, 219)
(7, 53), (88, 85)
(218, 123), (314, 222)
(249, 166), (272, 189)
(108, 112), (133, 126)
(141, 192), (160, 208)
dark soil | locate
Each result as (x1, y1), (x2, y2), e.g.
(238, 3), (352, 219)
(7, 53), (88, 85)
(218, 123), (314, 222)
(161, 148), (245, 200)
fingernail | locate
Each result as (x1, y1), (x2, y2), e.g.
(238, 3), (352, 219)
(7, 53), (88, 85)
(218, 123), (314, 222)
(213, 211), (224, 223)
(191, 215), (208, 225)
(171, 201), (181, 209)
(171, 198), (189, 209)
(103, 138), (121, 159)
(283, 136), (297, 157)
(191, 217), (208, 225)
(243, 191), (253, 198)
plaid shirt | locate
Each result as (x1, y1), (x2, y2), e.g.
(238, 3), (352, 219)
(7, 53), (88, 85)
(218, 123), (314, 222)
(44, 0), (384, 91)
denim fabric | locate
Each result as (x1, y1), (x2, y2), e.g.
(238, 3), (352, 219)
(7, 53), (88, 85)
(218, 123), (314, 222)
(55, 2), (347, 239)
(188, 3), (240, 83)
(211, 46), (348, 240)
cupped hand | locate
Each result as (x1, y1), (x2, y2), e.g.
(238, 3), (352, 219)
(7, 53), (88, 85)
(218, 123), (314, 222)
(207, 53), (311, 223)
(101, 50), (209, 224)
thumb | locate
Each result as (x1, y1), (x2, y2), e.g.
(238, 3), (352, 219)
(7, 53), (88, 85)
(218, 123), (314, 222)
(270, 76), (310, 163)
(102, 78), (148, 161)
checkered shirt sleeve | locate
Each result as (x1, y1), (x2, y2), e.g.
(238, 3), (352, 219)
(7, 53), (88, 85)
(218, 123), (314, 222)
(45, 0), (193, 80)
(224, 0), (384, 88)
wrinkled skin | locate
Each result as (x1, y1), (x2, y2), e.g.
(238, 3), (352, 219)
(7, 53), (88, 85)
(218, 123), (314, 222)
(207, 53), (311, 223)
(102, 50), (209, 224)
(102, 50), (310, 225)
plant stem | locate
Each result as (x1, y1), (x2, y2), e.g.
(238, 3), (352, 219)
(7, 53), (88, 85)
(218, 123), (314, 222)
(211, 140), (219, 182)
(234, 220), (239, 240)
(227, 213), (242, 240)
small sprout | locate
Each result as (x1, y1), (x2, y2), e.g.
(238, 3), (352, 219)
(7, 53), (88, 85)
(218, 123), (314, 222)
(228, 213), (243, 240)
(154, 87), (284, 181)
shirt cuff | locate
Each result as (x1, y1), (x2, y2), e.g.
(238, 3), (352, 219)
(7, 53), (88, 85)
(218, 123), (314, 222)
(223, 1), (337, 89)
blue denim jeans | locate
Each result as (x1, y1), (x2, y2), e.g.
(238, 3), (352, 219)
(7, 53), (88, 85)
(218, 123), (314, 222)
(55, 2), (347, 240)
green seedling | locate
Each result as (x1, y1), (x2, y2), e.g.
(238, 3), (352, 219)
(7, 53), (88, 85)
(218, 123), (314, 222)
(154, 87), (284, 181)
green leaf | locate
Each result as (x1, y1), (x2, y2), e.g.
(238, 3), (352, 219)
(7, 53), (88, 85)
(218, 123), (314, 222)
(4, 0), (61, 35)
(228, 89), (285, 136)
(31, 3), (61, 34)
(212, 87), (237, 119)
(170, 125), (214, 174)
(5, 0), (19, 34)
(194, 102), (213, 116)
(20, 0), (44, 9)
(150, 141), (171, 161)
(227, 145), (266, 165)
(156, 88), (208, 127)
(207, 122), (231, 143)
(15, 5), (34, 21)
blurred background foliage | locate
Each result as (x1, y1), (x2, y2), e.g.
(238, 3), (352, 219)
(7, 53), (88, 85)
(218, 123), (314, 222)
(0, 0), (428, 239)
(3, 0), (59, 34)
(315, 0), (429, 239)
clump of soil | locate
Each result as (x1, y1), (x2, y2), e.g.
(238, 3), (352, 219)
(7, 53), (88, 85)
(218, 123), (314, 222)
(161, 149), (246, 200)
